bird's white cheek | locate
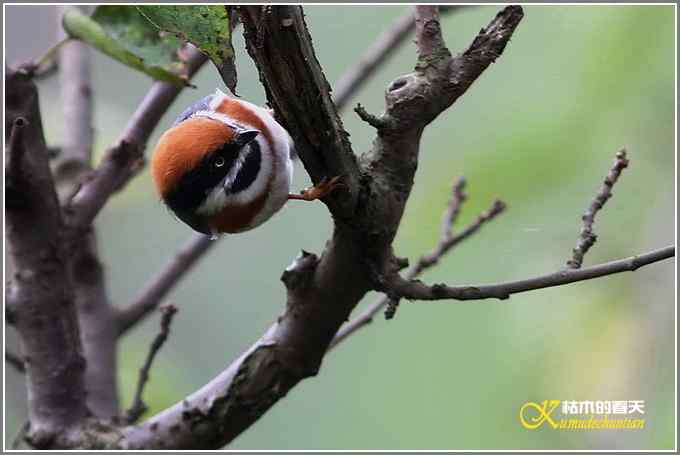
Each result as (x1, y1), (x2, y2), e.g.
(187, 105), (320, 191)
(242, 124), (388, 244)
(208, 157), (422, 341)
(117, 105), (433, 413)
(196, 187), (229, 215)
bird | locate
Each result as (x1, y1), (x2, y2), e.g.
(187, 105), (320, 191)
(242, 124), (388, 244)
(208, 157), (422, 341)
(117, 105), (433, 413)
(151, 88), (339, 237)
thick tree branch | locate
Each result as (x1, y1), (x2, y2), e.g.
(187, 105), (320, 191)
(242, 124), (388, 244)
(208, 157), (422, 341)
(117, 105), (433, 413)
(115, 6), (523, 450)
(357, 5), (523, 263)
(10, 6), (667, 450)
(116, 234), (215, 336)
(240, 6), (360, 219)
(56, 5), (119, 418)
(567, 149), (629, 268)
(332, 178), (506, 347)
(63, 46), (208, 233)
(124, 305), (178, 424)
(384, 246), (674, 301)
(333, 6), (463, 112)
(5, 71), (88, 448)
(115, 4), (433, 338)
(378, 5), (524, 133)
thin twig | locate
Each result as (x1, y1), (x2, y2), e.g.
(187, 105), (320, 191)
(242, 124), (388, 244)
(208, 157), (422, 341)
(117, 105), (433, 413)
(354, 103), (390, 129)
(384, 179), (504, 318)
(124, 305), (178, 424)
(416, 199), (506, 275)
(374, 149), (670, 302)
(385, 245), (674, 301)
(440, 176), (467, 240)
(116, 234), (215, 336)
(567, 149), (630, 268)
(5, 351), (25, 373)
(332, 177), (506, 344)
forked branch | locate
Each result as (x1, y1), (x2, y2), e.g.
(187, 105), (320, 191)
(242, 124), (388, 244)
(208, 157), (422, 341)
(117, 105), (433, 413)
(332, 177), (506, 347)
(384, 246), (674, 301)
(379, 150), (672, 304)
(116, 7), (525, 450)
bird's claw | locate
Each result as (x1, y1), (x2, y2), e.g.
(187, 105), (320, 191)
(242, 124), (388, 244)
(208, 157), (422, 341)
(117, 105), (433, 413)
(289, 176), (343, 201)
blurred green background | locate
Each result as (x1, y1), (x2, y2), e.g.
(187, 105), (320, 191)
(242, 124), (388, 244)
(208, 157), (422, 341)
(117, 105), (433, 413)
(4, 5), (675, 450)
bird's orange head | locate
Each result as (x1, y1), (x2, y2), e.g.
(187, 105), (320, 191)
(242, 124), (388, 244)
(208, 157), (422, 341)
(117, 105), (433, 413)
(151, 109), (260, 235)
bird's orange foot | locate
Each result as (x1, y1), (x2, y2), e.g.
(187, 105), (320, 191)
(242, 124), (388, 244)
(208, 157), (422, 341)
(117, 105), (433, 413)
(288, 176), (342, 201)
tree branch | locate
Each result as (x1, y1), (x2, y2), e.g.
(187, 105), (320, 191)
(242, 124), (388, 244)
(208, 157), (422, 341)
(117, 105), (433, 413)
(63, 46), (208, 233)
(567, 148), (629, 268)
(115, 6), (523, 449)
(240, 6), (360, 219)
(124, 305), (178, 424)
(116, 234), (215, 336)
(332, 6), (463, 112)
(386, 191), (506, 318)
(384, 246), (674, 301)
(376, 148), (673, 303)
(56, 5), (119, 418)
(5, 70), (88, 448)
(116, 4), (440, 338)
(332, 178), (505, 345)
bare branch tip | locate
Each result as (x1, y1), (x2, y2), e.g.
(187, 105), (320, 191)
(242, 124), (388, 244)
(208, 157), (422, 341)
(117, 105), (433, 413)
(490, 199), (507, 215)
(567, 148), (632, 269)
(354, 103), (390, 129)
(615, 147), (630, 168)
(124, 303), (179, 424)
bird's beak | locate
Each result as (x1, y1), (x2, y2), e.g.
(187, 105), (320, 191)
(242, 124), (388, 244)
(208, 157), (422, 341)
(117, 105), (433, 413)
(234, 129), (259, 147)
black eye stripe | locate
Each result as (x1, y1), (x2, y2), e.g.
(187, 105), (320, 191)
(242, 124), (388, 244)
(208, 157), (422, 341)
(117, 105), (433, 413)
(163, 141), (240, 214)
(210, 142), (240, 168)
(230, 141), (261, 194)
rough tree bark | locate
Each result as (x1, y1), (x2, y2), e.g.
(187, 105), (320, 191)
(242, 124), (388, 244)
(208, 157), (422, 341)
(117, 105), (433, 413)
(118, 5), (526, 449)
(6, 71), (88, 449)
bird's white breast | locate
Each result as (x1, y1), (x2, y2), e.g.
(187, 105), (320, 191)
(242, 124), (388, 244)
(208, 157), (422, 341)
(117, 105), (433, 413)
(197, 89), (294, 231)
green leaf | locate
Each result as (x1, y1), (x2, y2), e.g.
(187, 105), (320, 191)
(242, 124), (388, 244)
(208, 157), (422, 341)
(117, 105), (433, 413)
(136, 6), (237, 92)
(62, 6), (189, 86)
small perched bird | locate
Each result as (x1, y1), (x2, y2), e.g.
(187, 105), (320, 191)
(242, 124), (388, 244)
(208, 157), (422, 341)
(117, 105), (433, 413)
(151, 89), (338, 236)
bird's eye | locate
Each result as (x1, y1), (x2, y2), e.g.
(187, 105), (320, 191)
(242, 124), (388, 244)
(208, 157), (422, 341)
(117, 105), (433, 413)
(214, 156), (226, 168)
